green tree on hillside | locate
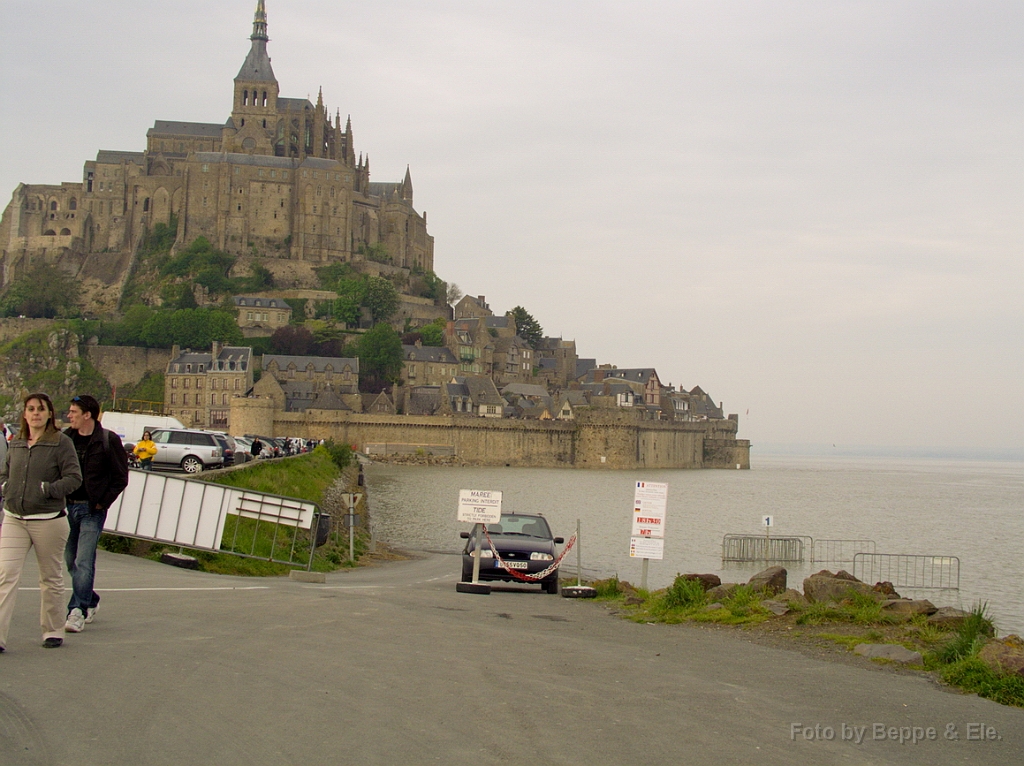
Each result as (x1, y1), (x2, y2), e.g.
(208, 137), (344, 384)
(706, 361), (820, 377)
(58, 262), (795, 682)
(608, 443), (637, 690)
(510, 306), (543, 349)
(1, 262), (81, 318)
(138, 308), (243, 349)
(364, 277), (400, 323)
(356, 323), (403, 392)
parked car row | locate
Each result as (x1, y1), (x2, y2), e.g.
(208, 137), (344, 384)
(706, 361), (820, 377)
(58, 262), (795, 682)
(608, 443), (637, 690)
(123, 429), (317, 473)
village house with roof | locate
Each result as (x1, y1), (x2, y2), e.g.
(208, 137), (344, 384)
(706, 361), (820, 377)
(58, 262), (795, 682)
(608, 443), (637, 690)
(234, 295), (292, 335)
(250, 353), (361, 413)
(402, 341), (459, 387)
(164, 341), (253, 428)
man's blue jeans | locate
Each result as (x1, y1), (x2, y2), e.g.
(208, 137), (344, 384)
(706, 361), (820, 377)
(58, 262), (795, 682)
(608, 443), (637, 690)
(65, 502), (106, 614)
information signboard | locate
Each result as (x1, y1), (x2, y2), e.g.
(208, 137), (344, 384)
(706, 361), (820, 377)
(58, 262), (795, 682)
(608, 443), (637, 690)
(631, 481), (668, 538)
(629, 536), (665, 560)
(457, 489), (503, 524)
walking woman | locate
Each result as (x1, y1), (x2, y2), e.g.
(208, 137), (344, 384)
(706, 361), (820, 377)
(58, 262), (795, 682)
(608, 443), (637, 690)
(0, 393), (82, 651)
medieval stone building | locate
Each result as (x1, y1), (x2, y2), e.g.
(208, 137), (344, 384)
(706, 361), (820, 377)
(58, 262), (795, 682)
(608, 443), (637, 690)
(0, 1), (433, 297)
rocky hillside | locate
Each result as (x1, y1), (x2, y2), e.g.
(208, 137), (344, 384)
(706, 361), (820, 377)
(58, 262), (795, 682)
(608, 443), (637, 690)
(0, 325), (111, 423)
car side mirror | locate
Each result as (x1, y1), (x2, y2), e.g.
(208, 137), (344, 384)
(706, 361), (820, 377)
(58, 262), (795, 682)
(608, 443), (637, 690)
(554, 537), (564, 544)
(459, 531), (470, 539)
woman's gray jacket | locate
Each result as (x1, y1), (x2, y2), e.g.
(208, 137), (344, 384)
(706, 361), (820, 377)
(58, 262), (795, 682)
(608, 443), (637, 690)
(1, 430), (83, 517)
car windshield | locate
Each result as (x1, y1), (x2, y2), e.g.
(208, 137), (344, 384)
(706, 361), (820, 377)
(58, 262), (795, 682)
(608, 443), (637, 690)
(490, 515), (551, 538)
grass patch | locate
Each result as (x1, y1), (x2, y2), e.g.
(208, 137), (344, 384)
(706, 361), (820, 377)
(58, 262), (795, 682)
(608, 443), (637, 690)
(591, 577), (625, 600)
(202, 448), (341, 503)
(939, 658), (1024, 707)
(930, 602), (995, 665)
(794, 592), (902, 626)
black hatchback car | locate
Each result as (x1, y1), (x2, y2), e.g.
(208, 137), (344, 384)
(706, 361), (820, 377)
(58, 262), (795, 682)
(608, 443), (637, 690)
(460, 513), (564, 594)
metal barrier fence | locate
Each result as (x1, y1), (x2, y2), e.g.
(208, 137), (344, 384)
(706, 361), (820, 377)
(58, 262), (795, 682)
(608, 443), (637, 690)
(721, 534), (809, 562)
(107, 468), (324, 569)
(852, 553), (960, 591)
(811, 539), (877, 565)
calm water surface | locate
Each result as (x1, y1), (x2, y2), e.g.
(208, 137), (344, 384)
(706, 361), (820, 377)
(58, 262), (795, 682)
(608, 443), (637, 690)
(365, 456), (1024, 635)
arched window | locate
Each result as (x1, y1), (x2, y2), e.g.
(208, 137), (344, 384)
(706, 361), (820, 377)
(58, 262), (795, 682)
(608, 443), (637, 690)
(143, 198), (150, 212)
(69, 198), (77, 210)
(50, 201), (57, 211)
(60, 228), (71, 235)
(262, 91), (267, 107)
(243, 90), (249, 106)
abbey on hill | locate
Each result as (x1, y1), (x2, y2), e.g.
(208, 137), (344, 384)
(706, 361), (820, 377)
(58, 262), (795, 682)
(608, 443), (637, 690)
(0, 1), (433, 303)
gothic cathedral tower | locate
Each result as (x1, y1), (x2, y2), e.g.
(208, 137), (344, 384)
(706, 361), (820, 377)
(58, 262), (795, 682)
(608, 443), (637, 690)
(225, 0), (280, 155)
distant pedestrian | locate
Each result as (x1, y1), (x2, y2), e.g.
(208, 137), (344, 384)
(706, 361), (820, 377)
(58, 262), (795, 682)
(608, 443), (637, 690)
(133, 431), (157, 470)
(62, 395), (129, 634)
(251, 436), (263, 458)
(0, 393), (83, 651)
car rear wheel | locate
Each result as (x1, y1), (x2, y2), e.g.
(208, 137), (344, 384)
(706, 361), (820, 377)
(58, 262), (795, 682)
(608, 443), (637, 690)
(181, 456), (203, 474)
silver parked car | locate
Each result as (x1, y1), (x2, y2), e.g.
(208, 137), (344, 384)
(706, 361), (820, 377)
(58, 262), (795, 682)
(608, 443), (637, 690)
(149, 428), (225, 473)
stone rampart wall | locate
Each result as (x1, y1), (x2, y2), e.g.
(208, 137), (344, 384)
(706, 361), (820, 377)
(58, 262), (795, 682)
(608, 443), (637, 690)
(0, 317), (58, 343)
(229, 396), (751, 469)
(84, 345), (172, 387)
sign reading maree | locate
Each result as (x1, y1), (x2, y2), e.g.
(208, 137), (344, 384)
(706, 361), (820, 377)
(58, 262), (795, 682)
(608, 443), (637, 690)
(457, 489), (503, 524)
(631, 481), (668, 538)
(629, 536), (665, 560)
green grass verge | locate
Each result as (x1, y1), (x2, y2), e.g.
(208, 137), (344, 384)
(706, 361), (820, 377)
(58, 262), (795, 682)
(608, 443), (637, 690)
(202, 448), (340, 502)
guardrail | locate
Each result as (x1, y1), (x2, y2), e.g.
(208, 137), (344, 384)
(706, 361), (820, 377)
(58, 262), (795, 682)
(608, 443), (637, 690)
(721, 534), (810, 562)
(811, 539), (877, 565)
(852, 553), (960, 591)
(106, 468), (324, 569)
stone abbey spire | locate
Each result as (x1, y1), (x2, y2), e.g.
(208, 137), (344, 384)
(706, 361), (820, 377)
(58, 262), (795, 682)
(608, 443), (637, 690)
(237, 0), (276, 83)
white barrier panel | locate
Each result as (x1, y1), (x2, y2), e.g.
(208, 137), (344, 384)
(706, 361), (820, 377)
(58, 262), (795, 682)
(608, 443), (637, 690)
(106, 470), (316, 551)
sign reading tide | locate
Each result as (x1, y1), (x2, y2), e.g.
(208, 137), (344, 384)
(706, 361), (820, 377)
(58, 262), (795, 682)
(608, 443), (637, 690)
(457, 489), (503, 524)
(629, 480), (668, 560)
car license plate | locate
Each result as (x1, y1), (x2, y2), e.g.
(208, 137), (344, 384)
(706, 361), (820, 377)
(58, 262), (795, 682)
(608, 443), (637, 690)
(499, 561), (528, 570)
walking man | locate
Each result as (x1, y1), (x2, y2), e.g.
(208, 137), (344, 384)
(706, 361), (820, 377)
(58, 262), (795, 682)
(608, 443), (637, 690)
(63, 395), (129, 633)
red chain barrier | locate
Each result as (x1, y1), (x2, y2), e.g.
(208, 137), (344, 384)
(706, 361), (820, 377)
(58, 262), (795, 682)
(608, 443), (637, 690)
(481, 525), (576, 582)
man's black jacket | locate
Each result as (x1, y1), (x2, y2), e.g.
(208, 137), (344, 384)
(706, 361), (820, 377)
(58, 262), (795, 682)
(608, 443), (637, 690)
(63, 423), (130, 511)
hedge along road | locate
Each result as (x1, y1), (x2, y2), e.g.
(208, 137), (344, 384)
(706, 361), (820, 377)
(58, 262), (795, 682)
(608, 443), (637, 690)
(2, 550), (1022, 766)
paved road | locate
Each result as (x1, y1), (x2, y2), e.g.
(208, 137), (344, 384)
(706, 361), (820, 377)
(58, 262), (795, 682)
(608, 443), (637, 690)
(1, 550), (1021, 765)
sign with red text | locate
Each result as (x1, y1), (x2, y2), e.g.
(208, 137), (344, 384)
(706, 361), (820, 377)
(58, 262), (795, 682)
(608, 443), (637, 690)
(631, 481), (668, 538)
(457, 489), (503, 524)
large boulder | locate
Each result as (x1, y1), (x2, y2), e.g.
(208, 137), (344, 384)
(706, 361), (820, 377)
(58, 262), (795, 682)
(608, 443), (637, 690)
(872, 581), (901, 599)
(679, 573), (722, 592)
(926, 606), (971, 629)
(706, 583), (739, 602)
(978, 635), (1024, 678)
(802, 570), (878, 603)
(747, 566), (787, 595)
(760, 599), (791, 616)
(881, 599), (938, 617)
(776, 588), (808, 606)
(854, 643), (923, 665)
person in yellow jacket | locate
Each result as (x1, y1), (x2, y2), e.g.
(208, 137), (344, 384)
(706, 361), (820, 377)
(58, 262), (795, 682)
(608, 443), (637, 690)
(133, 431), (157, 470)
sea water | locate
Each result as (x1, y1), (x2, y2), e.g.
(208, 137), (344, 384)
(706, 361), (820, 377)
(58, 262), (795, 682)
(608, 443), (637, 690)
(365, 455), (1024, 635)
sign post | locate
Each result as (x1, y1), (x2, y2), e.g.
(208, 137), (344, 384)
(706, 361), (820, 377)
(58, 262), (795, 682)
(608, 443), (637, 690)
(762, 514), (773, 564)
(340, 493), (363, 562)
(629, 481), (668, 590)
(456, 489), (502, 595)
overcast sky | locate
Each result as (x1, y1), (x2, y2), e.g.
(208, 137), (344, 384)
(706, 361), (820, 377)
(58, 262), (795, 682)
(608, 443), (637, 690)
(1, 1), (1021, 456)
